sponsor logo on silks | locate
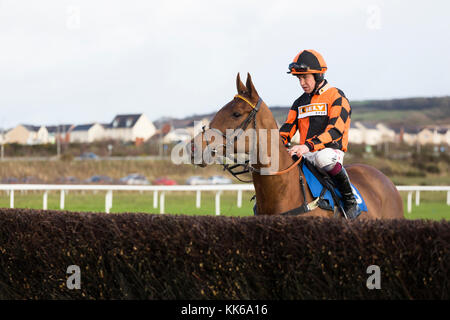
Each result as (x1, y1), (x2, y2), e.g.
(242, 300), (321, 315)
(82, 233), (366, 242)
(298, 103), (328, 118)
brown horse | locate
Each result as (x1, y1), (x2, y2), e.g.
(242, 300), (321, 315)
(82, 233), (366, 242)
(190, 73), (404, 219)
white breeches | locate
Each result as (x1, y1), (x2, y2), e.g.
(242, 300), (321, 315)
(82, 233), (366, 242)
(303, 148), (344, 171)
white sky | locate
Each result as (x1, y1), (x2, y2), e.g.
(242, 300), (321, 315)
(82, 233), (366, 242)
(0, 0), (449, 128)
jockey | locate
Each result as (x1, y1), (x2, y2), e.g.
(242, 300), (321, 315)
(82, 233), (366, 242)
(279, 49), (361, 219)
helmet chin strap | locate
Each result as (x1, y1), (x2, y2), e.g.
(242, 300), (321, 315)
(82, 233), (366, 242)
(311, 74), (325, 95)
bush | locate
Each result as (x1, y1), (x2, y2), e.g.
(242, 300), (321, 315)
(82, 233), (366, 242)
(0, 209), (448, 300)
(60, 153), (74, 162)
(425, 165), (440, 174)
(404, 170), (426, 177)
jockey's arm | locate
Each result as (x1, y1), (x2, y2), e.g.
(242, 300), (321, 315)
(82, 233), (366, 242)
(279, 106), (298, 146)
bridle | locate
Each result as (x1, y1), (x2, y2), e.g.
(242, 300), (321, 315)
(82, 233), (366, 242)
(201, 94), (302, 182)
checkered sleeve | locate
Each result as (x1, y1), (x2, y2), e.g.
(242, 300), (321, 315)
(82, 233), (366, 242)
(279, 105), (298, 146)
(305, 95), (351, 152)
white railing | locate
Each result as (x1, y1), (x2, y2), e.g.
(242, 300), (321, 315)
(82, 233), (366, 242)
(0, 184), (254, 215)
(396, 186), (450, 214)
(0, 184), (448, 215)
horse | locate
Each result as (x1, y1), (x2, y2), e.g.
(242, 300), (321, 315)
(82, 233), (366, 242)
(189, 73), (404, 219)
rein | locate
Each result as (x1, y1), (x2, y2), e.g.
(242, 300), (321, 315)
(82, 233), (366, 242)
(202, 94), (302, 181)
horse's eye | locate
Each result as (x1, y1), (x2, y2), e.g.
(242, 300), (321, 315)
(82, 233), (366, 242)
(233, 112), (242, 118)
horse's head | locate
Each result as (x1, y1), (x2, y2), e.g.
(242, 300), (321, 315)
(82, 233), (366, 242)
(189, 73), (275, 168)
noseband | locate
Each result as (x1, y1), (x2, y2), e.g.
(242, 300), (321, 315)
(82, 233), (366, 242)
(202, 94), (301, 182)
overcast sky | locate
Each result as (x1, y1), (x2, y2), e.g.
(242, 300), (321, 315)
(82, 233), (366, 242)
(0, 0), (449, 129)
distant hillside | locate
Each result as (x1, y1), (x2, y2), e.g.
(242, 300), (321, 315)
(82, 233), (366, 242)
(350, 96), (450, 128)
(155, 96), (450, 130)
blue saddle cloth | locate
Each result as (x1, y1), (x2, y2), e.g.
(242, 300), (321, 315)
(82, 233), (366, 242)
(302, 163), (368, 213)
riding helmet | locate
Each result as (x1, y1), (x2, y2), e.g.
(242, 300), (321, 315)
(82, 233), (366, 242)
(287, 49), (327, 84)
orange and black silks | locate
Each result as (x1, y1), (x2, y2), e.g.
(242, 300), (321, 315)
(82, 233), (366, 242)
(279, 80), (351, 152)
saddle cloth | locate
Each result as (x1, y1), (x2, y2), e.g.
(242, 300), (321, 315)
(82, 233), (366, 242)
(302, 160), (368, 213)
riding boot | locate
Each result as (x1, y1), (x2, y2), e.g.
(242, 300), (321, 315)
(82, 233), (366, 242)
(331, 167), (362, 220)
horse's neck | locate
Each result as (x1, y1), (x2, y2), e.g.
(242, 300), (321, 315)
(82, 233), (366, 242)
(252, 132), (307, 215)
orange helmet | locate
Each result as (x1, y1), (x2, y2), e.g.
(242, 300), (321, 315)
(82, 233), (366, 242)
(287, 49), (327, 75)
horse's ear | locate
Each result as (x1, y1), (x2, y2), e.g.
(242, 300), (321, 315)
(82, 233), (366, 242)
(246, 73), (259, 99)
(236, 73), (247, 95)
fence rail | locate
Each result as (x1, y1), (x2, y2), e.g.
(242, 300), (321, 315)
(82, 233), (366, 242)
(0, 184), (448, 215)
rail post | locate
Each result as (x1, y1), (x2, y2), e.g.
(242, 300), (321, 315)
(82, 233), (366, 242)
(237, 190), (242, 208)
(60, 190), (65, 210)
(10, 189), (14, 208)
(153, 191), (158, 208)
(407, 191), (412, 213)
(215, 191), (222, 216)
(105, 190), (113, 213)
(160, 192), (165, 214)
(43, 191), (48, 210)
(196, 190), (201, 208)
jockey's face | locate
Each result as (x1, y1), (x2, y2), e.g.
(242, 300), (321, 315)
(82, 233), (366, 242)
(297, 74), (316, 94)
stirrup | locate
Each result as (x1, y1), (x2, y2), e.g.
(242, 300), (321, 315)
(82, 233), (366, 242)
(344, 204), (362, 220)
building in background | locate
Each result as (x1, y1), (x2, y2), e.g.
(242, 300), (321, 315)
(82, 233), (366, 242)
(348, 122), (364, 144)
(5, 125), (49, 144)
(162, 128), (192, 144)
(46, 124), (74, 144)
(103, 114), (156, 143)
(416, 127), (435, 145)
(352, 122), (382, 145)
(69, 123), (105, 143)
(441, 128), (450, 145)
(376, 123), (397, 143)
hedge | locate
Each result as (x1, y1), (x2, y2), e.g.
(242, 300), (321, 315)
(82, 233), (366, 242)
(0, 208), (448, 299)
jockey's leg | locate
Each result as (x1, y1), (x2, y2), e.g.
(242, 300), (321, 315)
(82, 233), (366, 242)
(314, 148), (361, 220)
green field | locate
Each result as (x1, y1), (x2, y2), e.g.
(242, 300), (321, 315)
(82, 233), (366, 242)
(1, 190), (448, 221)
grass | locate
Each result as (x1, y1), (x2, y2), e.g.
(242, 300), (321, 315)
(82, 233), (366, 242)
(350, 110), (438, 125)
(0, 159), (229, 184)
(401, 191), (450, 221)
(1, 190), (448, 221)
(404, 202), (450, 221)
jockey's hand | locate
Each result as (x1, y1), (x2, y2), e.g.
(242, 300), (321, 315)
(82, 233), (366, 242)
(288, 144), (310, 157)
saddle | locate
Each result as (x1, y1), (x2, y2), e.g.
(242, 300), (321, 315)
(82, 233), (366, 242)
(252, 157), (367, 217)
(300, 158), (368, 216)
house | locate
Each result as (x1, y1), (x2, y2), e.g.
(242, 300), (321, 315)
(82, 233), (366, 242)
(348, 122), (364, 144)
(416, 128), (435, 145)
(46, 124), (74, 144)
(69, 123), (105, 143)
(353, 122), (382, 145)
(163, 128), (192, 144)
(433, 127), (449, 145)
(396, 126), (420, 145)
(440, 128), (450, 145)
(103, 114), (156, 142)
(375, 123), (397, 143)
(411, 126), (450, 146)
(5, 124), (49, 144)
(432, 128), (443, 145)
